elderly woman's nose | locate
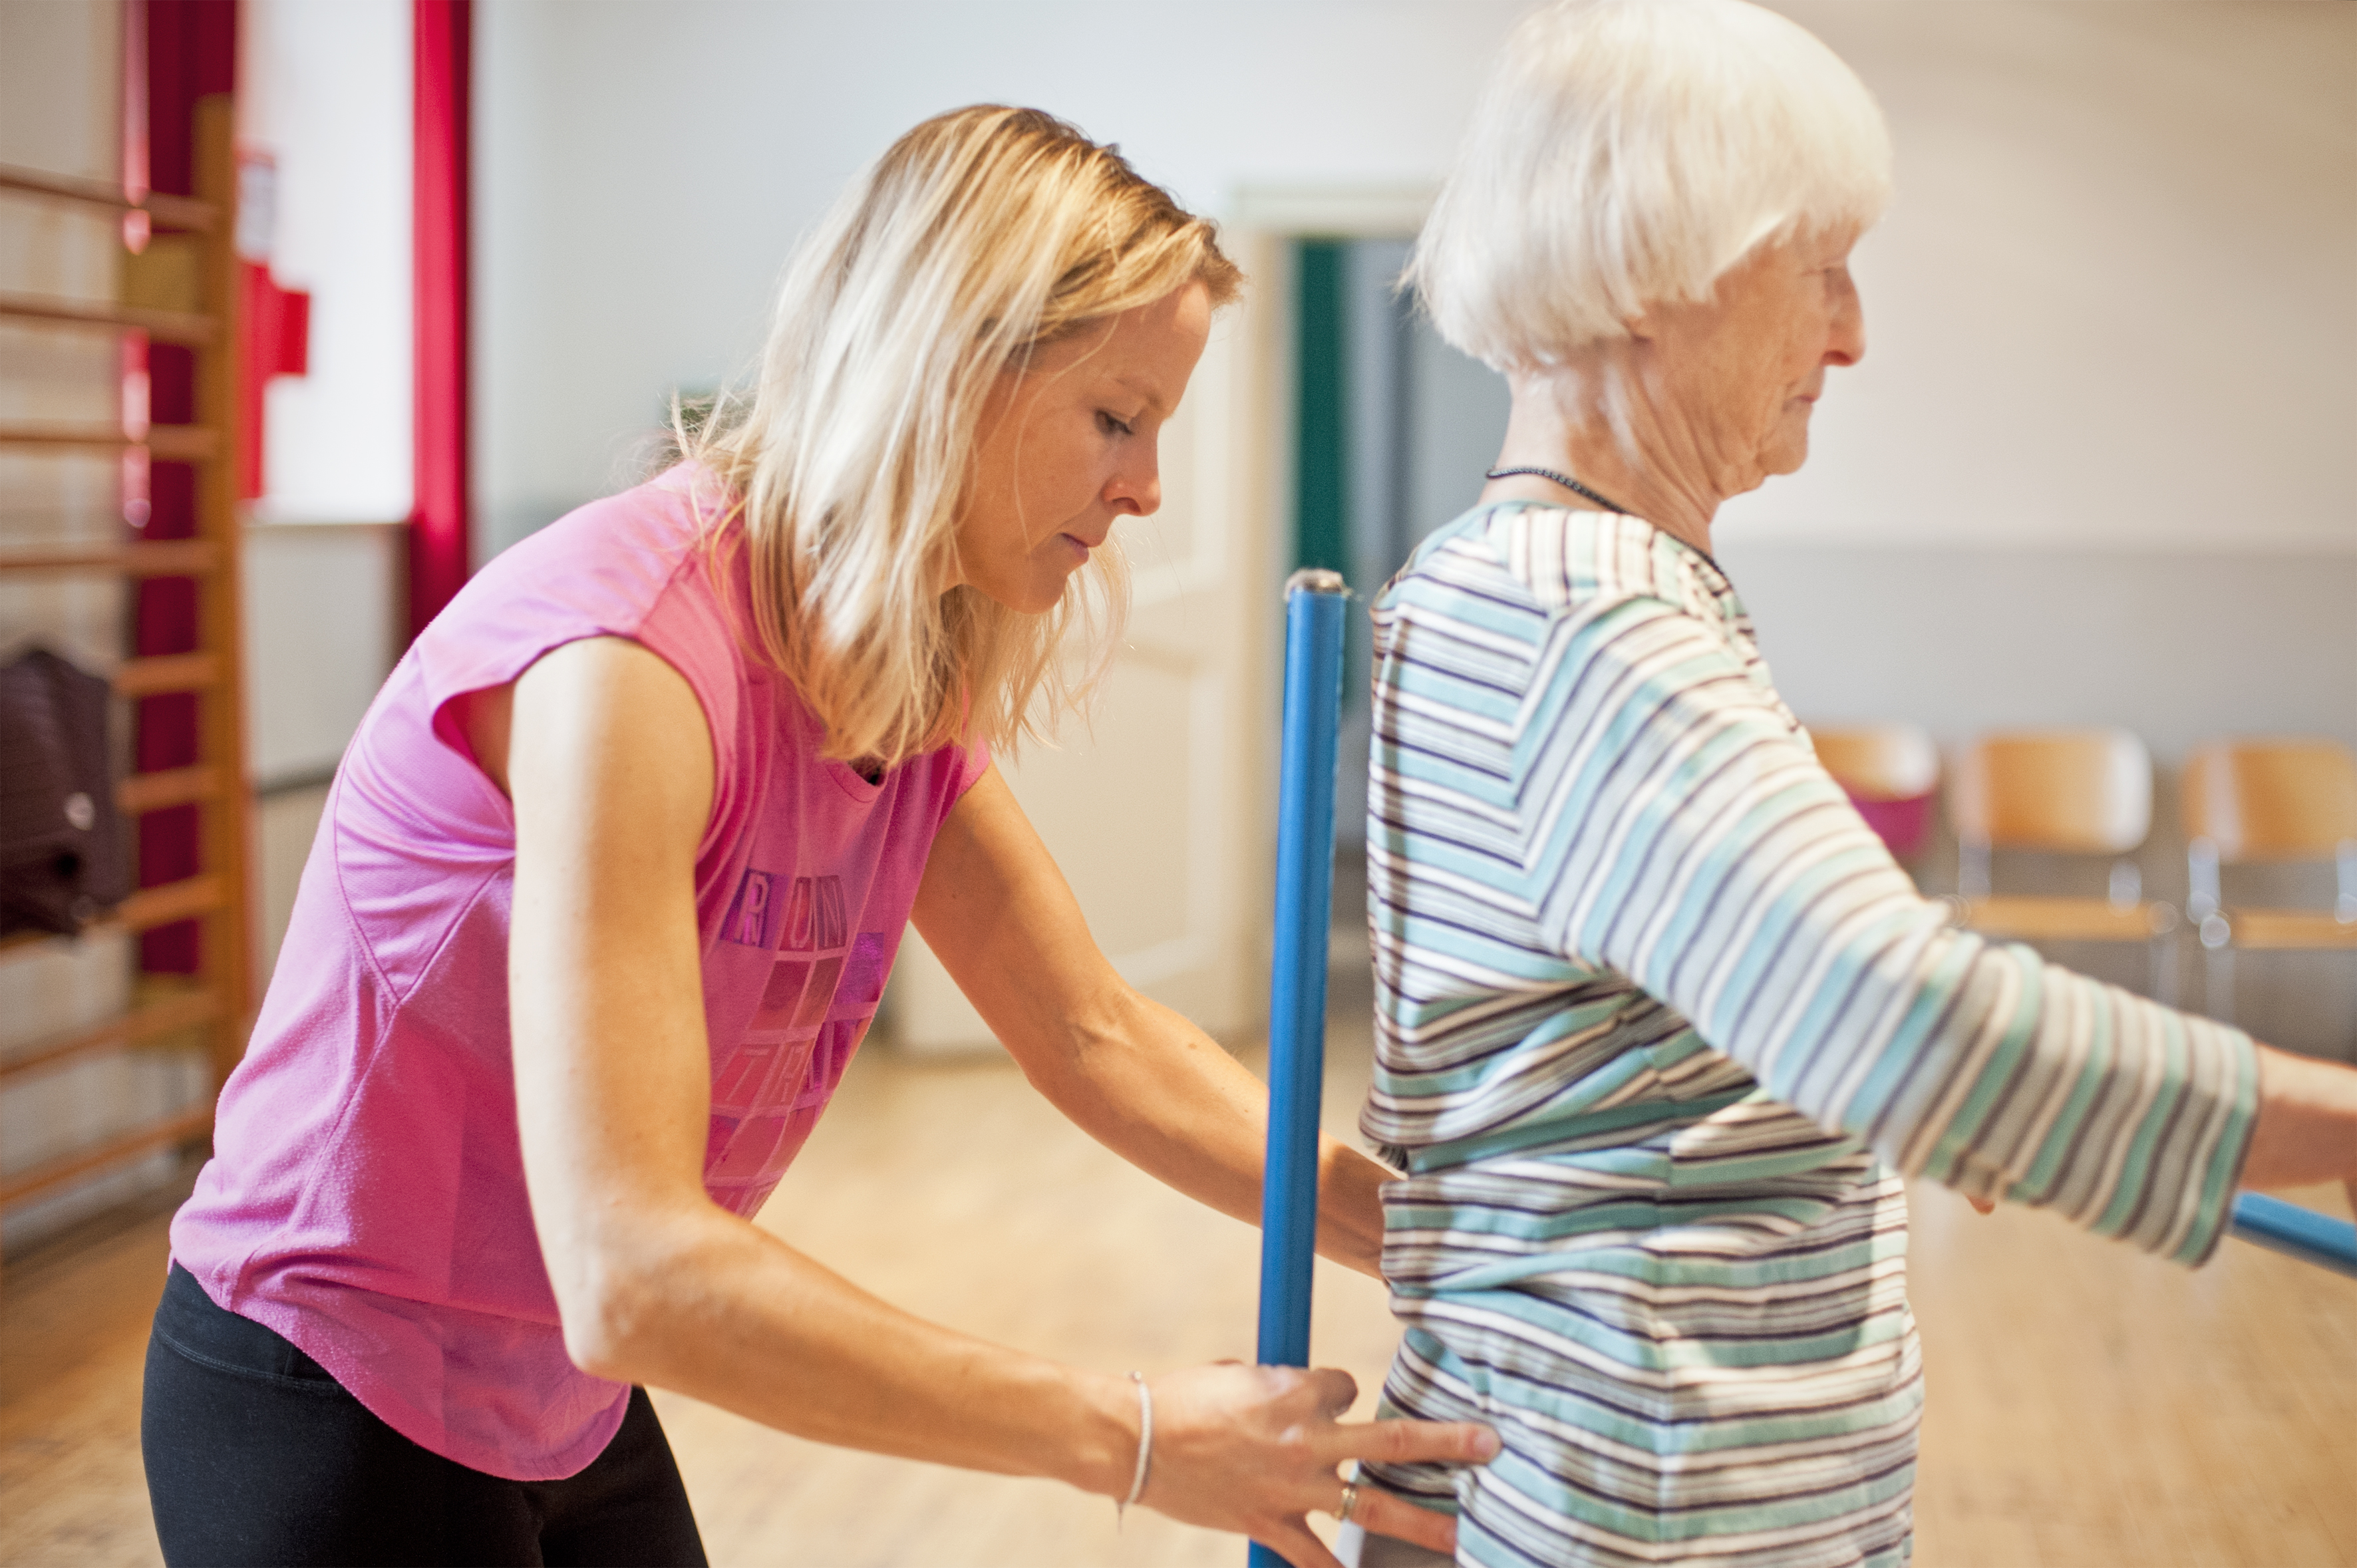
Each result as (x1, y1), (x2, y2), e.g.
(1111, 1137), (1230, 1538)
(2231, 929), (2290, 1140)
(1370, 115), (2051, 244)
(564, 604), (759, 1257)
(1825, 273), (1867, 366)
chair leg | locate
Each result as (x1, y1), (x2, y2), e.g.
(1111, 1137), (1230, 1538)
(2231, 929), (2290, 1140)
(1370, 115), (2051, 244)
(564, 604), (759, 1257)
(2149, 930), (2179, 1009)
(2204, 944), (2235, 1026)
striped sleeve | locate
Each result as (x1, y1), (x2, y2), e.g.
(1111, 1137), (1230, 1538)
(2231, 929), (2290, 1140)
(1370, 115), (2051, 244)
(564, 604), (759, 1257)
(1516, 591), (2257, 1263)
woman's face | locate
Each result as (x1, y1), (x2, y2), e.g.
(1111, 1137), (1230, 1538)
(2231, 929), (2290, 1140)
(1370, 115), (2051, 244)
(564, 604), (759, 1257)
(1637, 228), (1866, 495)
(953, 281), (1213, 614)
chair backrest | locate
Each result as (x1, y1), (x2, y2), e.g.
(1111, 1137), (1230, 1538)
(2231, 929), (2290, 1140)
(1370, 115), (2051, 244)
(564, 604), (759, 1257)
(1810, 724), (1940, 802)
(1953, 729), (2152, 854)
(2182, 738), (2357, 864)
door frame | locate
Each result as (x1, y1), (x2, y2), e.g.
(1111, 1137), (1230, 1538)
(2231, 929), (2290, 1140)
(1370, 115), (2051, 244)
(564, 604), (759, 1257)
(884, 185), (1438, 1059)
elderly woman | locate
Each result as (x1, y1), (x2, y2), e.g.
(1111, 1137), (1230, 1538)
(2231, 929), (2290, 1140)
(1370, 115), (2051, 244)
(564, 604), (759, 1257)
(1340, 3), (2357, 1565)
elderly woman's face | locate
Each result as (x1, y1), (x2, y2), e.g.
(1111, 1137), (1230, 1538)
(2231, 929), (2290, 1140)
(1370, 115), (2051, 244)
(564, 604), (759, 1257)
(1638, 228), (1865, 492)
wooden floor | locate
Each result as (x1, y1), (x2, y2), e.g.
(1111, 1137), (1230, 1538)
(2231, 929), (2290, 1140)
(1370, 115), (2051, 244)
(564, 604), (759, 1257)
(3, 1015), (2352, 1567)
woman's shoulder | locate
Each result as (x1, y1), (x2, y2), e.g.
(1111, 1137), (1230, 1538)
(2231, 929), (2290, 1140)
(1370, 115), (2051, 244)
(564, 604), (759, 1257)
(412, 468), (748, 705)
(468, 467), (733, 620)
(1390, 500), (1728, 623)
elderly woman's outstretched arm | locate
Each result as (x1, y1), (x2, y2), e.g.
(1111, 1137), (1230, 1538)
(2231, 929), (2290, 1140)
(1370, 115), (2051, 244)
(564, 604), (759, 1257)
(1375, 522), (2352, 1262)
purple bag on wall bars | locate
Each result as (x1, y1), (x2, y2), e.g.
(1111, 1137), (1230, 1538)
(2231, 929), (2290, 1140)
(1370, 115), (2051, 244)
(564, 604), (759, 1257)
(0, 647), (132, 936)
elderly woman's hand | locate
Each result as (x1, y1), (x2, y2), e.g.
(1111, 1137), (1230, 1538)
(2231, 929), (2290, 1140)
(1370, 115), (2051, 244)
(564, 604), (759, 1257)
(1141, 1362), (1495, 1568)
(2243, 1043), (2357, 1203)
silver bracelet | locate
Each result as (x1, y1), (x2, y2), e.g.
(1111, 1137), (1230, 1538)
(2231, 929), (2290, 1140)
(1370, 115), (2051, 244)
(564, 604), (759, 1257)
(1118, 1370), (1154, 1527)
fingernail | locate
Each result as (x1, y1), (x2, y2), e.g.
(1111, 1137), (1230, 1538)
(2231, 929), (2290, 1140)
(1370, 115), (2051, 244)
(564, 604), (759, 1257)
(1471, 1428), (1502, 1459)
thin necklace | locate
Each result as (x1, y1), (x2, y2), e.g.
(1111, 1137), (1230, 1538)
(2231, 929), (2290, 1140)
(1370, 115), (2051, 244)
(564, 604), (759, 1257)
(1484, 464), (1635, 518)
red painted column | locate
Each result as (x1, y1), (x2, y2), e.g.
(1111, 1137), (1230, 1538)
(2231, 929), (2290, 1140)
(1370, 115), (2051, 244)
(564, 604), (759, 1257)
(410, 0), (472, 637)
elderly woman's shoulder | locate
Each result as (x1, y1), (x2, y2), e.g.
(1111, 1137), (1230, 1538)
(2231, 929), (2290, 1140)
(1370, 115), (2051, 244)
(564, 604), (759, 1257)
(1393, 499), (1728, 621)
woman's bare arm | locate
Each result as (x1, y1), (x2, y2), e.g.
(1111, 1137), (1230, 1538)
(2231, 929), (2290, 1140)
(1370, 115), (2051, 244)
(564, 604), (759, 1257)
(494, 637), (1488, 1568)
(912, 765), (1395, 1279)
(2244, 1044), (2357, 1217)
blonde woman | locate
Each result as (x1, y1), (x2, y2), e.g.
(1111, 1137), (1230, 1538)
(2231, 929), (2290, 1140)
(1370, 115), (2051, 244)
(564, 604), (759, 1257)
(143, 107), (1493, 1568)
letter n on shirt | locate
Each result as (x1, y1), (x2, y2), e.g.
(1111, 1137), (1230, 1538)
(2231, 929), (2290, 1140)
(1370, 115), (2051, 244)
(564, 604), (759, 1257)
(706, 870), (879, 1211)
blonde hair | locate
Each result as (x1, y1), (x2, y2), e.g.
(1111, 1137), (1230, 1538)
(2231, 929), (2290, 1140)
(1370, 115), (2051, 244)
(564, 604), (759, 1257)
(1409, 0), (1891, 371)
(687, 106), (1240, 767)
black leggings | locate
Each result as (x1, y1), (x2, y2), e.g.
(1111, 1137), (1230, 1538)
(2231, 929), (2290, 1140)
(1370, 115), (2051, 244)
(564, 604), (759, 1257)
(142, 1264), (708, 1567)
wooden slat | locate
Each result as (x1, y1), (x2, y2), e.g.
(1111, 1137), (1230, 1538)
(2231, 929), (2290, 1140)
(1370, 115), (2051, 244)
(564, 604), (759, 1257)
(0, 540), (219, 576)
(1810, 724), (1941, 801)
(0, 422), (133, 451)
(116, 764), (222, 815)
(146, 425), (218, 462)
(0, 162), (218, 231)
(1962, 895), (2169, 943)
(2185, 739), (2357, 862)
(114, 875), (225, 932)
(0, 989), (222, 1085)
(1955, 730), (2152, 855)
(0, 422), (219, 461)
(112, 651), (222, 697)
(0, 1102), (214, 1210)
(0, 291), (216, 345)
(0, 877), (222, 961)
(2221, 907), (2357, 951)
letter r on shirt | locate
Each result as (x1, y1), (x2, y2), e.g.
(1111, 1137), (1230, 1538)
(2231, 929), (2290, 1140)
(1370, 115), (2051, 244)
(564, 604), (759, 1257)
(724, 869), (778, 947)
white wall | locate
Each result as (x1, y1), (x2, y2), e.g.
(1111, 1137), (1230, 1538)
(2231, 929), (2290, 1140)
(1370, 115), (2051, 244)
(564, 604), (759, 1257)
(1724, 1), (2356, 551)
(477, 1), (2353, 561)
(241, 521), (406, 787)
(474, 0), (1527, 555)
(239, 0), (412, 524)
(237, 0), (410, 825)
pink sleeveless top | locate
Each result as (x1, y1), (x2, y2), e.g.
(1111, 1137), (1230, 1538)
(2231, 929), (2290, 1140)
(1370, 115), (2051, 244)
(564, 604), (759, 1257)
(170, 468), (988, 1479)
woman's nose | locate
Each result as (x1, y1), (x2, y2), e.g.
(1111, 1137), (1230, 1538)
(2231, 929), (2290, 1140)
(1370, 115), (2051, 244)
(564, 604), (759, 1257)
(1825, 269), (1866, 367)
(1107, 449), (1162, 517)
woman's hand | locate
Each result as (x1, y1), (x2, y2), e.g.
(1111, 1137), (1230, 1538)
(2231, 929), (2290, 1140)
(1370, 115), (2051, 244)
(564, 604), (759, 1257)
(2243, 1044), (2357, 1228)
(1142, 1362), (1493, 1568)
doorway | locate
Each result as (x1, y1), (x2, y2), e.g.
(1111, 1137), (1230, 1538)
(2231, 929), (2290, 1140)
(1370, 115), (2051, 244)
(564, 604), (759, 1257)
(1285, 234), (1509, 968)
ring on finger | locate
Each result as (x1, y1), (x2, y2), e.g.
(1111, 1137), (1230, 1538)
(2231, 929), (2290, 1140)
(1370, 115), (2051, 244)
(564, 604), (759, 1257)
(1336, 1481), (1360, 1523)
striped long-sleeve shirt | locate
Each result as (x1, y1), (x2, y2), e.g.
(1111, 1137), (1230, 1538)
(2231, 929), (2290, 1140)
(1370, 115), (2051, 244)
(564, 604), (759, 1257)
(1356, 502), (2257, 1568)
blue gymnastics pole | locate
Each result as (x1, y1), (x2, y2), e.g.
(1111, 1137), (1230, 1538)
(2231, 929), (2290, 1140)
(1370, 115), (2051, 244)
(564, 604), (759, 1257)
(2230, 1191), (2357, 1279)
(1251, 569), (1350, 1568)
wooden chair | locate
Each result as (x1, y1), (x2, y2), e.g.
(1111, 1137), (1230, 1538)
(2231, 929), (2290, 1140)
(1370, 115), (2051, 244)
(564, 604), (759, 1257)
(1952, 729), (2177, 1001)
(1810, 723), (1940, 862)
(2182, 738), (2357, 1025)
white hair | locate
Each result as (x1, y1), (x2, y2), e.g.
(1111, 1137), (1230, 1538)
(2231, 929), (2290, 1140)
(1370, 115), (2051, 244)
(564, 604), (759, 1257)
(1408, 0), (1893, 370)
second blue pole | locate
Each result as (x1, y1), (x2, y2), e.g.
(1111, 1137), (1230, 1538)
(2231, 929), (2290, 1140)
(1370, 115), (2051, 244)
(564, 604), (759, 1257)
(1251, 570), (1350, 1568)
(2231, 1191), (2357, 1278)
